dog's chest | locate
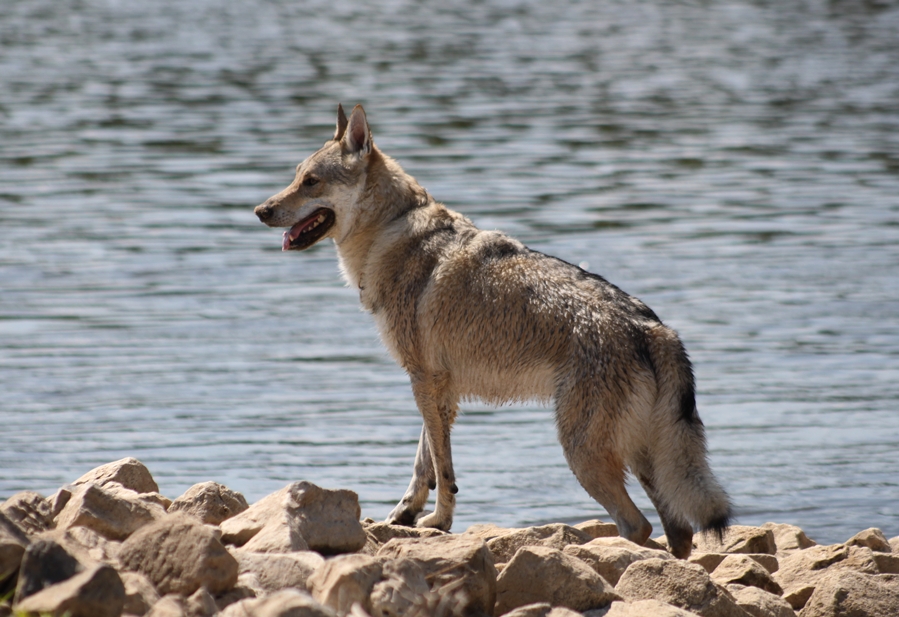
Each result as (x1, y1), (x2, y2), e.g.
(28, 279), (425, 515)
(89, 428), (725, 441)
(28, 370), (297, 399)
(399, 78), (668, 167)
(371, 311), (405, 363)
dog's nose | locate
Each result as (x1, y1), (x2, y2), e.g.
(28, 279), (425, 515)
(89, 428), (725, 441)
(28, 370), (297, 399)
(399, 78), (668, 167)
(255, 202), (274, 222)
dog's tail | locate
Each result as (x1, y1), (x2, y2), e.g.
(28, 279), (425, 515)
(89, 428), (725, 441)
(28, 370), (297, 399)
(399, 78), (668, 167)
(645, 325), (733, 539)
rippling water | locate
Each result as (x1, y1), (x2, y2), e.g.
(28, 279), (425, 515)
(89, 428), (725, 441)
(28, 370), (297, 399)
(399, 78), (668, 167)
(2, 0), (898, 544)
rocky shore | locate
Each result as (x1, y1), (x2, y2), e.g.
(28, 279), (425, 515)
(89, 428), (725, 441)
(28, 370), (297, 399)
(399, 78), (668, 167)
(1, 458), (897, 617)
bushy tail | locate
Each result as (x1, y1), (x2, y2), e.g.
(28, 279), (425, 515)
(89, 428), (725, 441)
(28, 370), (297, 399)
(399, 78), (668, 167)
(645, 326), (733, 539)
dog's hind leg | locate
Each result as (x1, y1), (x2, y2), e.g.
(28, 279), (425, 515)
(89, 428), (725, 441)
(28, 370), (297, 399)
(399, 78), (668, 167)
(556, 392), (653, 546)
(386, 425), (435, 526)
(566, 446), (652, 546)
(635, 467), (695, 558)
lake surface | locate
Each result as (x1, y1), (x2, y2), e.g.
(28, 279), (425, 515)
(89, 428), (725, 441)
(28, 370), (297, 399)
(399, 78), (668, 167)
(1, 0), (898, 545)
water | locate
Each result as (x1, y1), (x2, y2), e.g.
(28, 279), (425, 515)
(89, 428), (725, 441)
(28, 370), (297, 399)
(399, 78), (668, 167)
(1, 0), (898, 545)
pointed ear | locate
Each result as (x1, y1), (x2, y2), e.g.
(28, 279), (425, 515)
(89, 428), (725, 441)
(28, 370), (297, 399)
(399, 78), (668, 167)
(342, 105), (372, 157)
(333, 103), (348, 141)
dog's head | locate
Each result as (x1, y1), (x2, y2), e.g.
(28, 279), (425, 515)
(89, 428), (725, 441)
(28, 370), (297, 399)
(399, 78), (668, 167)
(254, 104), (373, 251)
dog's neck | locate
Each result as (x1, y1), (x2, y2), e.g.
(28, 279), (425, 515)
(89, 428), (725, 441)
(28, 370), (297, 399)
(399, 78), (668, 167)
(335, 227), (377, 291)
(334, 150), (430, 291)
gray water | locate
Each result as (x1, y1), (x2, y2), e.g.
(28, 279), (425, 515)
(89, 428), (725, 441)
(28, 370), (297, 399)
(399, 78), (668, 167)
(2, 0), (898, 545)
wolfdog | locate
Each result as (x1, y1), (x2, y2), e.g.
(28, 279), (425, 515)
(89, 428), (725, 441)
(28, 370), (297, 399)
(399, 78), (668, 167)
(254, 104), (732, 558)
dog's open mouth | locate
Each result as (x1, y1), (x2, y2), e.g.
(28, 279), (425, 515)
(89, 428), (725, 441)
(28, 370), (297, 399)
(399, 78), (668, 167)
(282, 208), (335, 251)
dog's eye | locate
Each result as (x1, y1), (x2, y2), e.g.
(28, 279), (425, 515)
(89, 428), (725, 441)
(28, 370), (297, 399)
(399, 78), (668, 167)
(303, 176), (319, 187)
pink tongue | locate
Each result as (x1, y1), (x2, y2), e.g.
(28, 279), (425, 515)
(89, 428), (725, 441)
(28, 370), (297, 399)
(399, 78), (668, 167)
(281, 221), (305, 251)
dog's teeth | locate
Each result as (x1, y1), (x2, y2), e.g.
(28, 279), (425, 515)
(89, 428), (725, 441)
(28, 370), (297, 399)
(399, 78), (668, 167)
(303, 215), (325, 234)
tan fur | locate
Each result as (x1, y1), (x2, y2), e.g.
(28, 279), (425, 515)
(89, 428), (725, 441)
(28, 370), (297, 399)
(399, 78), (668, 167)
(254, 104), (732, 558)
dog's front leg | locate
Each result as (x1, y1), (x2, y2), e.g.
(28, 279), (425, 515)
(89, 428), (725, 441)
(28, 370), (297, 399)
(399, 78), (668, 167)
(385, 425), (435, 526)
(408, 376), (457, 531)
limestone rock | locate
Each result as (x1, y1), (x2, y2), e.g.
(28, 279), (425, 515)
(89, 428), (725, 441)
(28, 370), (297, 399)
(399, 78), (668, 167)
(307, 554), (383, 615)
(219, 589), (336, 617)
(499, 603), (552, 617)
(710, 554), (782, 595)
(69, 526), (121, 563)
(13, 563), (125, 617)
(689, 552), (727, 574)
(168, 481), (249, 525)
(120, 489), (172, 512)
(725, 584), (795, 617)
(644, 537), (669, 552)
(47, 488), (73, 520)
(694, 526), (776, 556)
(545, 609), (583, 617)
(14, 538), (82, 605)
(494, 546), (620, 615)
(563, 536), (673, 586)
(364, 522), (447, 546)
(615, 557), (751, 617)
(146, 595), (187, 617)
(186, 587), (219, 617)
(486, 523), (593, 564)
(747, 554), (779, 574)
(760, 523), (816, 556)
(573, 520), (619, 540)
(72, 458), (159, 494)
(357, 532), (382, 557)
(690, 553), (778, 576)
(377, 534), (498, 616)
(142, 588), (217, 617)
(0, 511), (29, 587)
(890, 536), (899, 554)
(231, 548), (324, 593)
(800, 570), (899, 617)
(845, 527), (891, 553)
(501, 605), (583, 617)
(242, 513), (310, 553)
(80, 478), (170, 513)
(221, 482), (366, 555)
(119, 515), (238, 596)
(55, 483), (166, 541)
(781, 586), (814, 610)
(91, 481), (171, 512)
(216, 574), (261, 613)
(236, 571), (266, 596)
(121, 570), (160, 616)
(773, 544), (878, 610)
(873, 551), (899, 574)
(40, 526), (121, 565)
(1, 492), (53, 536)
(463, 523), (518, 543)
(368, 558), (430, 617)
(602, 599), (699, 617)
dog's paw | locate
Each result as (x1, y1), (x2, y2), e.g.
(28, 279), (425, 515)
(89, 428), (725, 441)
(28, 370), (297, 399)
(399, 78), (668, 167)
(385, 503), (419, 527)
(415, 511), (452, 531)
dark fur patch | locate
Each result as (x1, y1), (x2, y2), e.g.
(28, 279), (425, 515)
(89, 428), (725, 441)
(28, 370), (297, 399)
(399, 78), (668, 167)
(539, 253), (663, 323)
(475, 235), (522, 261)
(416, 224), (457, 249)
(633, 333), (657, 377)
(680, 381), (699, 424)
